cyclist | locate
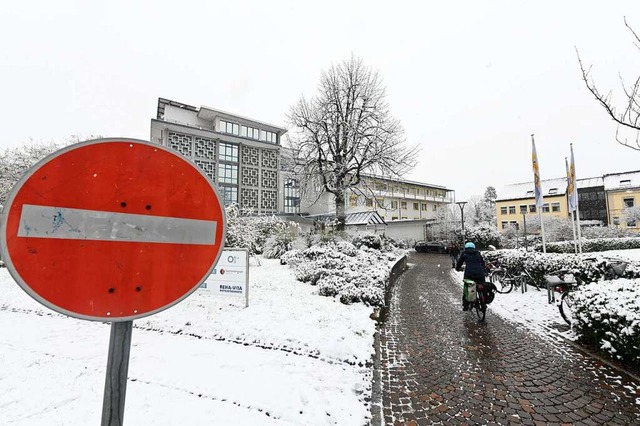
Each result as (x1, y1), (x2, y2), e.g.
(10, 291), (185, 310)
(455, 241), (487, 311)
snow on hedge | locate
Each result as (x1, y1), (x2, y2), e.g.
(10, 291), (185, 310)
(281, 239), (405, 306)
(538, 237), (640, 253)
(572, 279), (640, 366)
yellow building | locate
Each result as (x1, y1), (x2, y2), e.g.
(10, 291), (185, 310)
(495, 178), (570, 230)
(496, 171), (640, 233)
(604, 171), (640, 232)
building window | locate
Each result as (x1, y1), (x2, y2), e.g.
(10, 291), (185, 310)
(240, 125), (260, 140)
(284, 196), (300, 213)
(529, 205), (536, 213)
(542, 204), (550, 213)
(400, 201), (407, 209)
(391, 201), (398, 209)
(218, 163), (238, 184)
(620, 179), (631, 186)
(526, 190), (534, 196)
(433, 205), (437, 211)
(375, 197), (384, 207)
(413, 202), (419, 210)
(350, 195), (358, 207)
(218, 143), (238, 162)
(366, 198), (373, 207)
(508, 206), (516, 214)
(519, 205), (527, 214)
(501, 221), (508, 229)
(613, 217), (620, 225)
(259, 130), (277, 143)
(374, 182), (387, 191)
(220, 186), (238, 206)
(548, 188), (558, 195)
(422, 203), (427, 210)
(628, 218), (637, 227)
(284, 178), (300, 214)
(500, 206), (508, 215)
(392, 216), (398, 221)
(551, 202), (561, 212)
(624, 197), (634, 208)
(220, 120), (239, 136)
(510, 221), (518, 229)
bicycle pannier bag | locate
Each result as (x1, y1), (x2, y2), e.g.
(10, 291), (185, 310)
(463, 279), (477, 302)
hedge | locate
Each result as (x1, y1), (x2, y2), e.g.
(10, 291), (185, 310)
(536, 237), (640, 253)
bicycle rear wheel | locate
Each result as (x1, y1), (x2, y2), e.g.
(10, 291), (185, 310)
(474, 295), (486, 322)
(559, 291), (575, 325)
(490, 271), (513, 294)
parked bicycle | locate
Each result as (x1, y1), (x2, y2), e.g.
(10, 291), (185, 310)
(487, 265), (540, 294)
(540, 269), (580, 325)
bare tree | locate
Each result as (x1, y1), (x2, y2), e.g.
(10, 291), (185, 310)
(577, 17), (640, 150)
(287, 56), (419, 230)
(0, 135), (99, 206)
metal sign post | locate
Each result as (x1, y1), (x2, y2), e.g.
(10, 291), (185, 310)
(102, 321), (133, 426)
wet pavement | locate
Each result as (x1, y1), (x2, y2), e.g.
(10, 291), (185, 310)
(375, 252), (640, 425)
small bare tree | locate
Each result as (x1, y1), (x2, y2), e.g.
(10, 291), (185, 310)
(577, 17), (640, 150)
(287, 56), (419, 230)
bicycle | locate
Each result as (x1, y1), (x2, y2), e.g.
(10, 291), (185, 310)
(463, 278), (489, 321)
(537, 269), (581, 325)
(488, 266), (539, 294)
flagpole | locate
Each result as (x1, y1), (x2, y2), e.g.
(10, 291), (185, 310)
(539, 210), (547, 253)
(571, 143), (583, 253)
(531, 134), (546, 253)
(565, 157), (578, 254)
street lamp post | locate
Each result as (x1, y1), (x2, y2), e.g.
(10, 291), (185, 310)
(456, 201), (467, 244)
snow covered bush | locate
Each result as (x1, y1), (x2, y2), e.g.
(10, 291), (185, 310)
(352, 234), (382, 250)
(224, 204), (299, 255)
(282, 240), (403, 306)
(540, 237), (640, 253)
(572, 279), (640, 366)
(461, 225), (501, 249)
(582, 225), (636, 239)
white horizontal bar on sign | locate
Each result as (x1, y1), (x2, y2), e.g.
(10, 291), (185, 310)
(17, 204), (217, 245)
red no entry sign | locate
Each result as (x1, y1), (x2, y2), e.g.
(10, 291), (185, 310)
(0, 138), (226, 321)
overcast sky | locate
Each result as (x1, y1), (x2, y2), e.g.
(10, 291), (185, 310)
(2, 1), (639, 200)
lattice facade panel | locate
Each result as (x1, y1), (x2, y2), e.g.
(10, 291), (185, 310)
(261, 149), (278, 169)
(241, 188), (259, 209)
(194, 137), (216, 160)
(261, 169), (278, 189)
(241, 167), (259, 187)
(261, 190), (277, 210)
(241, 146), (259, 166)
(194, 160), (216, 182)
(168, 132), (193, 158)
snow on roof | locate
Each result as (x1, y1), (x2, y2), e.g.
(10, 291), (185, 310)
(497, 176), (605, 201)
(603, 170), (640, 191)
(497, 177), (568, 201)
(577, 176), (603, 189)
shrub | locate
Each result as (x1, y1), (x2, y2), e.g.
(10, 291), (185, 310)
(536, 237), (640, 253)
(282, 239), (402, 306)
(572, 280), (640, 366)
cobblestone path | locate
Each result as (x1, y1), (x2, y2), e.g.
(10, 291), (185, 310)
(376, 252), (640, 425)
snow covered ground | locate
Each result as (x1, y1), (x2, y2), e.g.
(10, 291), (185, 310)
(2, 248), (638, 425)
(0, 258), (376, 426)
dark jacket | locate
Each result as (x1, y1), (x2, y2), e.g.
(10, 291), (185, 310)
(449, 245), (460, 257)
(456, 248), (486, 281)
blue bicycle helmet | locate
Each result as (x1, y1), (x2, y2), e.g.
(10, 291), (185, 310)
(464, 242), (476, 249)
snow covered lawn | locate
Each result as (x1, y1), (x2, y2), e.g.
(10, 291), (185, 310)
(0, 258), (376, 425)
